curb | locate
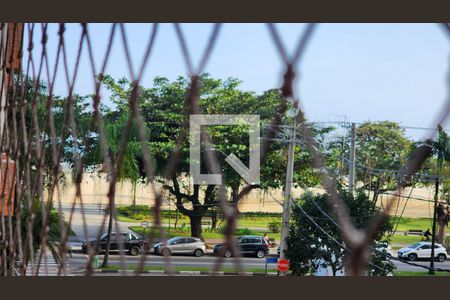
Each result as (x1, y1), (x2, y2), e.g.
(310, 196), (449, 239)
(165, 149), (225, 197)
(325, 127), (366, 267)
(94, 269), (277, 276)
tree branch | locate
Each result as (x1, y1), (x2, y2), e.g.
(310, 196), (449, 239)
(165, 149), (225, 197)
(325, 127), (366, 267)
(233, 184), (262, 204)
(161, 176), (192, 216)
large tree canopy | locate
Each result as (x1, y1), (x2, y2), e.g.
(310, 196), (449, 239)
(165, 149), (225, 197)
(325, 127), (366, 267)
(355, 121), (413, 201)
(99, 73), (322, 238)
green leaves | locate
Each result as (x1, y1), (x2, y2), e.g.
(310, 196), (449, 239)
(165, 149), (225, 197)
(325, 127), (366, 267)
(355, 121), (413, 196)
(287, 190), (393, 276)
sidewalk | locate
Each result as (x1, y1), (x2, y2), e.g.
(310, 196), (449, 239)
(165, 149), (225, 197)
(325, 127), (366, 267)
(26, 248), (71, 276)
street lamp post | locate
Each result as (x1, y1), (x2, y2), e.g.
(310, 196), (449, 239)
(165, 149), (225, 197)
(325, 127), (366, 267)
(429, 177), (439, 275)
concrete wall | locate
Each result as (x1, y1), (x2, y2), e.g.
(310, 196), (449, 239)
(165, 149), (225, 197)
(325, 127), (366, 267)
(52, 172), (438, 217)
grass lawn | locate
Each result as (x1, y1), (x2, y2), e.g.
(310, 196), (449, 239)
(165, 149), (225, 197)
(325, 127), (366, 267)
(119, 207), (435, 246)
(117, 214), (281, 230)
(118, 208), (433, 232)
(238, 217), (281, 228)
(102, 264), (277, 273)
(117, 215), (191, 226)
(392, 217), (433, 232)
(387, 234), (423, 245)
(394, 271), (450, 276)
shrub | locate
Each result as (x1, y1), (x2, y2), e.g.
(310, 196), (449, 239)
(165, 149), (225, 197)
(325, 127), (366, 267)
(268, 221), (281, 233)
(240, 212), (282, 218)
(234, 228), (253, 235)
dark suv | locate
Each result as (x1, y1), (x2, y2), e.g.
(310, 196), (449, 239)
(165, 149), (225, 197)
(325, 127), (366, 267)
(81, 232), (149, 256)
(213, 236), (269, 258)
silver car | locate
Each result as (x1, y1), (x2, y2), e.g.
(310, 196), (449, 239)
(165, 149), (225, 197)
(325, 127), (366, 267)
(153, 237), (206, 257)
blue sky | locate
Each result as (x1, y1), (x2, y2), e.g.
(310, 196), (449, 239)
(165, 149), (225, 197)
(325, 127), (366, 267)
(24, 23), (450, 139)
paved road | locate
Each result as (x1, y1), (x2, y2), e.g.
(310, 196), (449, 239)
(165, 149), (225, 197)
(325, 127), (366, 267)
(68, 253), (277, 272)
(60, 203), (140, 238)
(392, 258), (450, 272)
(66, 252), (450, 275)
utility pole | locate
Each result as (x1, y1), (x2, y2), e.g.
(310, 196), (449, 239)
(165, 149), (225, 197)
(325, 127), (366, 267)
(348, 123), (356, 193)
(168, 197), (171, 239)
(429, 177), (439, 275)
(279, 120), (296, 276)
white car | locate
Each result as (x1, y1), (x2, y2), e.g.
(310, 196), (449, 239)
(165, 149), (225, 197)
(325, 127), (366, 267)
(153, 237), (206, 257)
(398, 242), (448, 262)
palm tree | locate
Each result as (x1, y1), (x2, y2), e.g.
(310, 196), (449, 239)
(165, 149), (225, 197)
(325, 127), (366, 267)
(432, 125), (450, 245)
(101, 113), (143, 267)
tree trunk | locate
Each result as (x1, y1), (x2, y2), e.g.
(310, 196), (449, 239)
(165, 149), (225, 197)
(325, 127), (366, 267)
(211, 211), (217, 230)
(102, 206), (114, 268)
(174, 208), (179, 229)
(189, 214), (203, 239)
(437, 219), (446, 245)
(436, 204), (448, 245)
(372, 179), (380, 203)
(372, 191), (379, 203)
(132, 181), (137, 206)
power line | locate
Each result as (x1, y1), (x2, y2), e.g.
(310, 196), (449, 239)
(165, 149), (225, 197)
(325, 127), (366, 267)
(303, 194), (450, 273)
(262, 187), (386, 273)
(290, 199), (387, 274)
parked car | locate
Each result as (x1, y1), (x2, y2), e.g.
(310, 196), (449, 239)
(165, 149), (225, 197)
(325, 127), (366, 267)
(398, 242), (448, 262)
(213, 236), (270, 258)
(81, 231), (149, 256)
(153, 237), (205, 257)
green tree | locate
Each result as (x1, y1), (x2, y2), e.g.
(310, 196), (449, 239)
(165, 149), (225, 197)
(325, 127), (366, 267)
(286, 189), (394, 276)
(430, 125), (450, 244)
(100, 74), (321, 238)
(0, 78), (76, 275)
(355, 121), (413, 202)
(87, 85), (146, 266)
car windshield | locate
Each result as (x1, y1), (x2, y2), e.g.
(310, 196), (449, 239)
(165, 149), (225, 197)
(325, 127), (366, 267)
(408, 243), (423, 249)
(167, 237), (180, 244)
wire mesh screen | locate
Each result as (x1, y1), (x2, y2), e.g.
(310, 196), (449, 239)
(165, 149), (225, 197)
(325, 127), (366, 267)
(0, 23), (449, 276)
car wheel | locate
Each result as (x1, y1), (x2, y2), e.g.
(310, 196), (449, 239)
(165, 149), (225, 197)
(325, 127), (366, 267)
(161, 248), (171, 256)
(129, 245), (140, 256)
(256, 250), (266, 258)
(194, 249), (203, 257)
(408, 253), (418, 261)
(437, 254), (446, 262)
(224, 249), (232, 258)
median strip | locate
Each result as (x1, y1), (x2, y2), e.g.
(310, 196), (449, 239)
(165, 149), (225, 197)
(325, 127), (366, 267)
(95, 269), (278, 275)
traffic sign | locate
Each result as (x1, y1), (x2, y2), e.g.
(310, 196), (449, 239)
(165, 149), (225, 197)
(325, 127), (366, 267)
(266, 257), (278, 264)
(141, 221), (149, 228)
(277, 259), (289, 272)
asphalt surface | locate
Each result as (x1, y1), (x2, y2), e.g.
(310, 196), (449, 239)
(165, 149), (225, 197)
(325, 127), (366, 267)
(392, 259), (450, 272)
(67, 252), (278, 273)
(65, 251), (450, 275)
(60, 203), (137, 238)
